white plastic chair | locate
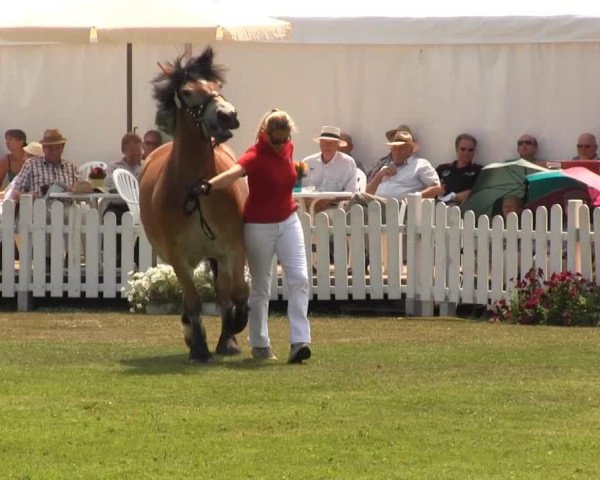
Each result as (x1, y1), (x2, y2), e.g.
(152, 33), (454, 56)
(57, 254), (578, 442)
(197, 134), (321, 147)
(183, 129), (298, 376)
(78, 161), (108, 180)
(112, 168), (140, 223)
(356, 169), (367, 192)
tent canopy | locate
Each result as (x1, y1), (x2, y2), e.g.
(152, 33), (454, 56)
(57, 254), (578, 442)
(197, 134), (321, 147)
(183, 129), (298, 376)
(3, 1), (600, 171)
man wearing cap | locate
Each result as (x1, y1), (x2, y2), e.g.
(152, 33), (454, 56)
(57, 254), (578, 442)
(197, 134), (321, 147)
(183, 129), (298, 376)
(4, 129), (79, 202)
(348, 129), (443, 214)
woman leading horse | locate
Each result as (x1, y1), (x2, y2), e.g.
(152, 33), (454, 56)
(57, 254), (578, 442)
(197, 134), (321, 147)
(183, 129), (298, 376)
(139, 47), (249, 362)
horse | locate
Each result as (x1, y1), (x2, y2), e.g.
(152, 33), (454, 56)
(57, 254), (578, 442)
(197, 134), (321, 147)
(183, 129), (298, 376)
(139, 47), (249, 362)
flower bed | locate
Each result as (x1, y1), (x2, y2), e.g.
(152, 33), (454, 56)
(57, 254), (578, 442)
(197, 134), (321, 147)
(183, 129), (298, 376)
(123, 262), (216, 313)
(493, 268), (600, 326)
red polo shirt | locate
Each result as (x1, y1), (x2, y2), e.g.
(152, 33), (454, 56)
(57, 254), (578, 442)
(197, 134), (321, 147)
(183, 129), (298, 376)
(238, 135), (297, 223)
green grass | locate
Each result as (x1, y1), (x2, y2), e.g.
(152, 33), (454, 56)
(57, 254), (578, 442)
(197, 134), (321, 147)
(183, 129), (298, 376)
(1, 312), (599, 479)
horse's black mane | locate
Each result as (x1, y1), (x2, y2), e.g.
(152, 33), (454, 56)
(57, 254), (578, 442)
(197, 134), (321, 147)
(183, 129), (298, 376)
(153, 47), (226, 134)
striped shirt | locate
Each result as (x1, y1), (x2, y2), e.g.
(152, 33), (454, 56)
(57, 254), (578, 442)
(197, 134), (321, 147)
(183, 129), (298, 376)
(9, 156), (79, 197)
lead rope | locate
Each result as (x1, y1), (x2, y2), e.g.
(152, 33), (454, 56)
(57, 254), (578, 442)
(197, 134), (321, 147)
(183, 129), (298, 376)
(183, 181), (216, 240)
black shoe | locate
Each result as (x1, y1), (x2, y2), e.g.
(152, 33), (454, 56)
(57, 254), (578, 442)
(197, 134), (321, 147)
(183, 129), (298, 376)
(288, 343), (311, 364)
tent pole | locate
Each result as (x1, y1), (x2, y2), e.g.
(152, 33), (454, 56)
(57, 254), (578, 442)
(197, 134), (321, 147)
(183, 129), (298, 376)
(127, 43), (133, 133)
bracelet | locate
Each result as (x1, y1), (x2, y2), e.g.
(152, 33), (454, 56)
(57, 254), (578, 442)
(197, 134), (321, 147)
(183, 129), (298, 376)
(200, 181), (212, 195)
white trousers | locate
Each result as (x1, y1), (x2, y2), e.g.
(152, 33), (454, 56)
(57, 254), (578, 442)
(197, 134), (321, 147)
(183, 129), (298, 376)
(244, 213), (311, 348)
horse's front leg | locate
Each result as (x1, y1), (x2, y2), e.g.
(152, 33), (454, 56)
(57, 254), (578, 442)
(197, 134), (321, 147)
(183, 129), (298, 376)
(212, 253), (249, 355)
(171, 259), (211, 362)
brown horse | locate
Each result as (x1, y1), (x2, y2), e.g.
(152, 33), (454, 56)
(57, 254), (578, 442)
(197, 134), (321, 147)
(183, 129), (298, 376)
(140, 47), (249, 362)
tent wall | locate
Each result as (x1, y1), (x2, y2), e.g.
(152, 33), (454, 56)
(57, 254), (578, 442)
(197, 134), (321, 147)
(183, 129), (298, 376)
(0, 44), (125, 166)
(2, 40), (600, 172)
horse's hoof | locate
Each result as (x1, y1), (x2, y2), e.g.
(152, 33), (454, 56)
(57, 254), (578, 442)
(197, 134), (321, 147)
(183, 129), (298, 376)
(224, 305), (248, 335)
(189, 350), (213, 363)
(216, 334), (241, 356)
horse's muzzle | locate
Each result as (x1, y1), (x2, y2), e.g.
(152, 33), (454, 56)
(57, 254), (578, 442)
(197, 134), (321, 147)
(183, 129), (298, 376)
(217, 108), (239, 130)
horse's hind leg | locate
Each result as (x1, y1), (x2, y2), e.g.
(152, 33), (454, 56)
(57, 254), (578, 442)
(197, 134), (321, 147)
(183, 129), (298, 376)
(212, 255), (249, 355)
(172, 259), (211, 362)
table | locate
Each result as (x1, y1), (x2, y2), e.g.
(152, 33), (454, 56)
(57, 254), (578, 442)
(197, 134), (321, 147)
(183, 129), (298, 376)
(48, 192), (122, 209)
(293, 190), (354, 220)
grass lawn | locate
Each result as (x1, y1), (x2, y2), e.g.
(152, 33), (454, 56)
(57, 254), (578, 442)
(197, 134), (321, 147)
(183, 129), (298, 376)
(0, 311), (599, 479)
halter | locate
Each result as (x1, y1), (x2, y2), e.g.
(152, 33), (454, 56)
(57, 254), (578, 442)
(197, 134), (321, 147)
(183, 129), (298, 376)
(174, 88), (223, 240)
(173, 90), (224, 141)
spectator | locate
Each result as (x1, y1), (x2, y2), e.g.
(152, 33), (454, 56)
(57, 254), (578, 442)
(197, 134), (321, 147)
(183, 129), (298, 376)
(501, 195), (524, 220)
(436, 133), (483, 205)
(347, 129), (443, 216)
(0, 129), (28, 189)
(23, 142), (43, 159)
(338, 131), (366, 173)
(338, 132), (353, 156)
(302, 126), (357, 213)
(572, 133), (598, 160)
(366, 124), (416, 182)
(303, 126), (357, 192)
(4, 129), (79, 202)
(505, 134), (539, 163)
(105, 133), (143, 193)
(103, 133), (143, 266)
(142, 129), (163, 159)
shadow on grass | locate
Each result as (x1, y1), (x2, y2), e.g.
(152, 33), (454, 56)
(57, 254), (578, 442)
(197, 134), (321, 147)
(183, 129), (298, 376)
(120, 353), (285, 375)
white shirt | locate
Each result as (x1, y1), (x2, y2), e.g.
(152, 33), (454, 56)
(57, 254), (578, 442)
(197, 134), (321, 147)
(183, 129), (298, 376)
(302, 151), (358, 192)
(375, 155), (440, 201)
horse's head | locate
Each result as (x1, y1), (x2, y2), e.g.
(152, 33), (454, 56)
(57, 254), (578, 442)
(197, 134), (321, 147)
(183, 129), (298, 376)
(153, 47), (239, 144)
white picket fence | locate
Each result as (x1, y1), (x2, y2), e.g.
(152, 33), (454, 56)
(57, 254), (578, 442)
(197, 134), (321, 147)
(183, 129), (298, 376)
(1, 194), (597, 314)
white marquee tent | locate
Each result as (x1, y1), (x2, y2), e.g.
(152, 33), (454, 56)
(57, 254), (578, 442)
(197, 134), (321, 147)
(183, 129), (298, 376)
(2, 1), (600, 173)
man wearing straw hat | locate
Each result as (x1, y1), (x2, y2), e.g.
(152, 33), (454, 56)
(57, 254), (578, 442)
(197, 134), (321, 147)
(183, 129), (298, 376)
(301, 125), (358, 213)
(5, 129), (79, 202)
(347, 129), (442, 216)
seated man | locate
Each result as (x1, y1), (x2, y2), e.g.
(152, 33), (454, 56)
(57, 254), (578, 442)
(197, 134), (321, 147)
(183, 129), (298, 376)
(142, 129), (163, 160)
(4, 129), (80, 265)
(103, 132), (143, 265)
(505, 134), (540, 163)
(366, 124), (416, 182)
(337, 131), (366, 173)
(105, 132), (143, 194)
(348, 129), (443, 218)
(436, 133), (483, 205)
(4, 129), (79, 202)
(572, 132), (598, 160)
(302, 126), (357, 213)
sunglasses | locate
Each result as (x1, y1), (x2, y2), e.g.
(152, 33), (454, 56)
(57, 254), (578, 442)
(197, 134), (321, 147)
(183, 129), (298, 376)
(517, 140), (535, 146)
(459, 147), (474, 152)
(577, 144), (594, 148)
(268, 132), (290, 145)
(144, 141), (159, 147)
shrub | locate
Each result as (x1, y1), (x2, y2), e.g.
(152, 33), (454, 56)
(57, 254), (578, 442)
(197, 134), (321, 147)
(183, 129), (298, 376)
(493, 268), (600, 326)
(123, 262), (216, 313)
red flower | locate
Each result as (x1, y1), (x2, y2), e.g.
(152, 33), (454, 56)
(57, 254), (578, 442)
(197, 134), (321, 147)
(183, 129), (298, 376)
(89, 166), (107, 179)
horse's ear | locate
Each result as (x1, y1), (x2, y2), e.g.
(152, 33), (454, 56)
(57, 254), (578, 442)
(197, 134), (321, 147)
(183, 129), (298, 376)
(158, 62), (174, 76)
(198, 47), (214, 65)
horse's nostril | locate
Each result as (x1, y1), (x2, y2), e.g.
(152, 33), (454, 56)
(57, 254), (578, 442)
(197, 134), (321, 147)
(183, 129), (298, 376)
(218, 109), (239, 128)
